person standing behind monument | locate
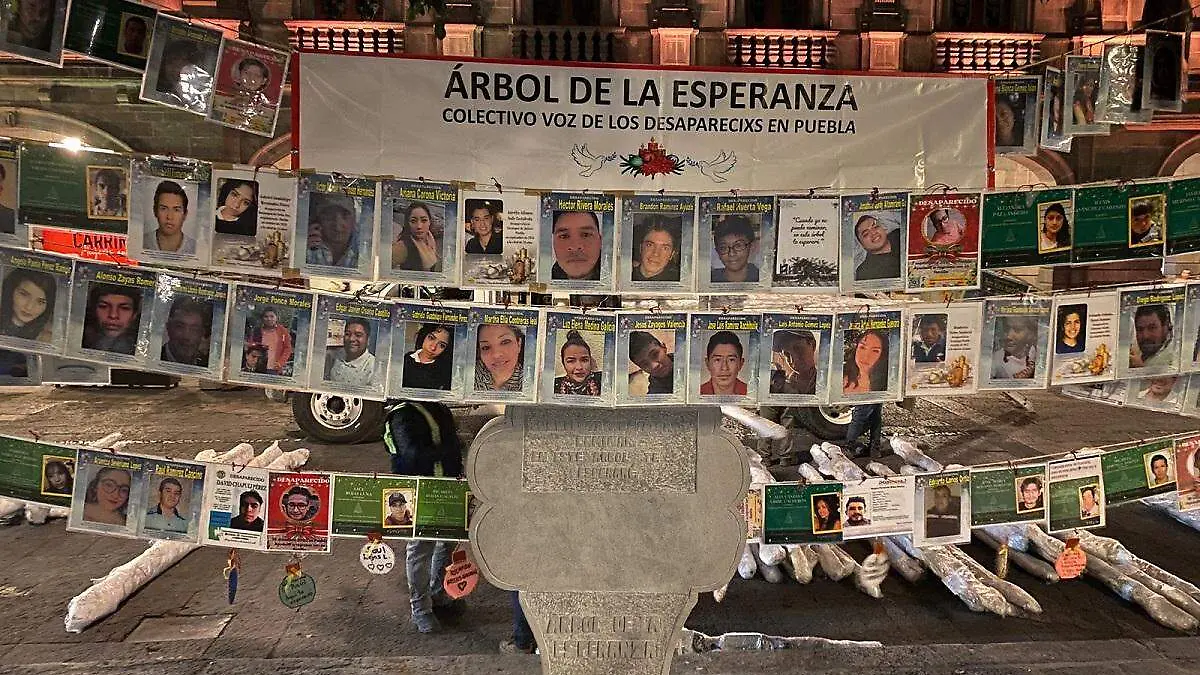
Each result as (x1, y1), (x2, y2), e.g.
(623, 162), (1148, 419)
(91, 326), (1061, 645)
(383, 399), (464, 634)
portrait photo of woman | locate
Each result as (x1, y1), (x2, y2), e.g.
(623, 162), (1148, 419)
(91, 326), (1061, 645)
(474, 323), (524, 392)
(1055, 304), (1087, 354)
(82, 466), (132, 526)
(0, 267), (56, 343)
(214, 178), (258, 236)
(811, 494), (843, 534)
(1038, 202), (1071, 253)
(553, 329), (602, 397)
(403, 323), (454, 391)
(842, 329), (890, 394)
(42, 458), (73, 496)
(392, 201), (443, 273)
(994, 97), (1024, 149)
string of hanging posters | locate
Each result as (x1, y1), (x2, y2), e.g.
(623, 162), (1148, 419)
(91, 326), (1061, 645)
(5, 247), (1200, 409)
(2, 137), (1200, 298)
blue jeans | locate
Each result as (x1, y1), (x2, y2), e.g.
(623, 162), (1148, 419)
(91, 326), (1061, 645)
(405, 540), (453, 618)
(846, 404), (883, 451)
(512, 591), (535, 649)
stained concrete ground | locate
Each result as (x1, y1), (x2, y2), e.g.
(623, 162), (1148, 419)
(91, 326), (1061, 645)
(0, 383), (1197, 674)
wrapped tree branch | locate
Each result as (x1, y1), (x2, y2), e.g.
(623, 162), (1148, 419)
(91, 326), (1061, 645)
(1065, 531), (1200, 619)
(890, 437), (944, 472)
(947, 546), (1042, 614)
(974, 529), (1059, 583)
(780, 545), (814, 584)
(981, 523), (1031, 552)
(813, 544), (856, 581)
(894, 535), (1014, 616)
(1141, 493), (1200, 533)
(755, 545), (787, 584)
(880, 537), (925, 584)
(1065, 530), (1133, 565)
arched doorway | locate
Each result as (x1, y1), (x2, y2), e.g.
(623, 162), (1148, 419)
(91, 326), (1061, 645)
(1, 107), (131, 151)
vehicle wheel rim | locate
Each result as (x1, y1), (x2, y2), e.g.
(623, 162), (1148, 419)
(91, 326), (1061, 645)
(310, 394), (363, 430)
(818, 405), (854, 426)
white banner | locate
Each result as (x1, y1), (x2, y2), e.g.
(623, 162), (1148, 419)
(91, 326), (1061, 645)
(297, 55), (991, 192)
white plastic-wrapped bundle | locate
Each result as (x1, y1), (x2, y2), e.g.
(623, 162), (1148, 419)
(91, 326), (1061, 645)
(756, 553), (786, 584)
(797, 463), (825, 484)
(712, 583), (728, 603)
(1141, 493), (1200, 533)
(880, 537), (925, 583)
(896, 536), (1013, 616)
(808, 443), (833, 475)
(890, 437), (943, 472)
(737, 543), (757, 580)
(981, 523), (1030, 552)
(947, 546), (1041, 614)
(813, 544), (856, 581)
(782, 545), (814, 583)
(974, 529), (1058, 583)
(0, 497), (23, 520)
(757, 543), (787, 566)
(853, 549), (890, 598)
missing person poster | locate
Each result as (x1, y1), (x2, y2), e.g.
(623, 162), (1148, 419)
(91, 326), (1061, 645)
(139, 14), (221, 115)
(614, 311), (688, 406)
(310, 293), (393, 400)
(266, 471), (332, 553)
(1061, 379), (1128, 406)
(68, 449), (147, 539)
(296, 173), (377, 279)
(226, 284), (313, 390)
(146, 274), (229, 379)
(207, 39), (289, 138)
(1101, 439), (1176, 506)
(772, 197), (839, 293)
(0, 435), (76, 507)
(913, 470), (971, 547)
(980, 189), (1074, 268)
(209, 167), (297, 277)
(1047, 455), (1105, 533)
(905, 192), (982, 291)
(1064, 56), (1109, 137)
(1040, 67), (1072, 152)
(1167, 177), (1200, 256)
(0, 350), (40, 385)
(1073, 183), (1168, 263)
(697, 195), (773, 293)
(839, 191), (907, 293)
(688, 312), (761, 405)
(0, 0), (69, 67)
(980, 297), (1052, 390)
(0, 140), (24, 248)
(1174, 432), (1200, 511)
(18, 143), (130, 234)
(970, 464), (1047, 527)
(0, 249), (72, 356)
(65, 261), (156, 366)
(759, 311), (833, 406)
(840, 474), (914, 540)
(1117, 285), (1184, 379)
(1050, 292), (1118, 386)
(995, 76), (1040, 156)
(411, 477), (470, 541)
(459, 190), (538, 289)
(466, 305), (540, 403)
(388, 301), (469, 402)
(762, 482), (845, 545)
(541, 310), (616, 407)
(829, 308), (904, 405)
(128, 156), (212, 267)
(538, 192), (616, 292)
(1184, 282), (1200, 373)
(330, 473), (419, 539)
(63, 0), (157, 72)
(1096, 44), (1151, 124)
(904, 303), (982, 397)
(200, 463), (269, 550)
(1125, 375), (1186, 414)
(1143, 30), (1185, 113)
(135, 457), (205, 543)
(379, 180), (459, 286)
(617, 193), (695, 294)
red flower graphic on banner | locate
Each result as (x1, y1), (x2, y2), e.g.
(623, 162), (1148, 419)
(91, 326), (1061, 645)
(619, 139), (684, 177)
(570, 140), (737, 182)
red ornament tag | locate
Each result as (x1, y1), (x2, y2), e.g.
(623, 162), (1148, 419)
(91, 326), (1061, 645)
(443, 547), (479, 599)
(1055, 537), (1087, 580)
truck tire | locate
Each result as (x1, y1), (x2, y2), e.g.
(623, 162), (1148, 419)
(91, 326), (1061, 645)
(292, 392), (385, 444)
(796, 405), (853, 441)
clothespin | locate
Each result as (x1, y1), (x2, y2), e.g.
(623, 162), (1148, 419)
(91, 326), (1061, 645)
(794, 303), (805, 313)
(720, 305), (732, 315)
(729, 189), (740, 197)
(28, 430), (39, 442)
(656, 188), (665, 196)
(869, 187), (880, 202)
(490, 177), (503, 194)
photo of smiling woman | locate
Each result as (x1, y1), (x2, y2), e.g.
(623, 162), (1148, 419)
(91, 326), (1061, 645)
(1038, 201), (1072, 254)
(842, 329), (891, 394)
(1055, 304), (1087, 354)
(474, 323), (525, 393)
(403, 323), (454, 391)
(392, 201), (443, 273)
(0, 267), (57, 344)
(553, 330), (602, 397)
(214, 178), (258, 236)
(82, 466), (132, 527)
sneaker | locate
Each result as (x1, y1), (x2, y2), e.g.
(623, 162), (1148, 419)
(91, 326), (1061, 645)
(499, 639), (536, 654)
(413, 612), (441, 634)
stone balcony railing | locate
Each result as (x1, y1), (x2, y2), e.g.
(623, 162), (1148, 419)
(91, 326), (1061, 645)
(933, 32), (1043, 73)
(286, 20), (405, 54)
(724, 29), (838, 69)
(511, 26), (626, 62)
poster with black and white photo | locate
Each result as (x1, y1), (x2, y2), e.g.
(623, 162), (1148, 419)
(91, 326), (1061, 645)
(1116, 284), (1184, 380)
(1182, 282), (1200, 373)
(68, 449), (146, 539)
(979, 297), (1052, 390)
(840, 474), (915, 540)
(459, 190), (538, 289)
(465, 305), (540, 403)
(1040, 67), (1073, 152)
(0, 349), (39, 385)
(0, 249), (72, 356)
(838, 191), (907, 293)
(1097, 43), (1151, 124)
(828, 309), (904, 405)
(759, 311), (833, 406)
(65, 261), (155, 366)
(1047, 455), (1105, 533)
(541, 309), (616, 407)
(309, 293), (392, 400)
(689, 312), (760, 406)
(614, 311), (688, 406)
(617, 193), (695, 294)
(0, 139), (23, 248)
(1143, 30), (1185, 113)
(913, 470), (971, 547)
(1124, 374), (1186, 414)
(226, 284), (313, 390)
(904, 303), (982, 397)
(697, 195), (773, 293)
(295, 173), (377, 280)
(135, 456), (205, 543)
(994, 76), (1040, 156)
(139, 14), (222, 115)
(0, 0), (69, 67)
(538, 192), (616, 292)
(127, 155), (211, 267)
(387, 301), (469, 402)
(209, 167), (296, 277)
(772, 196), (839, 293)
(201, 463), (268, 550)
(146, 274), (229, 379)
(1064, 56), (1109, 137)
(379, 180), (459, 286)
(1049, 292), (1118, 386)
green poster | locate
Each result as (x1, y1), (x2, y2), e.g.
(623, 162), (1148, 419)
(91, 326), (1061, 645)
(981, 189), (1073, 268)
(330, 474), (418, 538)
(1046, 456), (1105, 533)
(0, 435), (76, 507)
(762, 482), (843, 545)
(63, 0), (156, 72)
(1100, 440), (1176, 505)
(970, 464), (1047, 526)
(1167, 177), (1200, 255)
(1073, 183), (1167, 263)
(413, 477), (470, 540)
(18, 144), (129, 234)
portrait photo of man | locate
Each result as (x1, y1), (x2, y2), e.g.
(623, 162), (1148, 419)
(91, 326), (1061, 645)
(245, 306), (293, 375)
(1128, 197), (1165, 248)
(699, 330), (747, 396)
(911, 314), (947, 364)
(86, 167), (128, 220)
(770, 330), (817, 396)
(227, 490), (263, 532)
(924, 484), (961, 539)
(81, 283), (142, 355)
(1146, 453), (1172, 488)
(852, 215), (901, 282)
(143, 477), (189, 534)
(324, 317), (377, 387)
(1015, 476), (1043, 513)
(117, 14), (149, 58)
(627, 330), (675, 396)
(710, 215), (760, 284)
(160, 297), (213, 367)
(844, 496), (871, 527)
(306, 193), (361, 269)
(1129, 304), (1175, 369)
(463, 200), (503, 255)
(1079, 485), (1101, 519)
(631, 217), (681, 283)
(383, 489), (414, 527)
(142, 180), (196, 255)
(992, 315), (1039, 380)
(550, 210), (602, 281)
